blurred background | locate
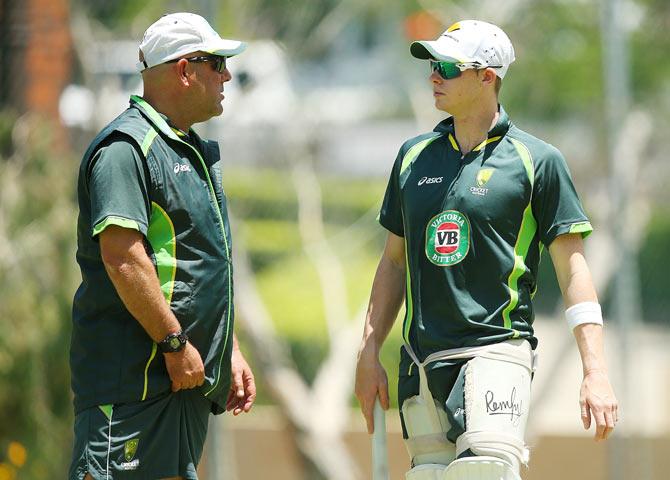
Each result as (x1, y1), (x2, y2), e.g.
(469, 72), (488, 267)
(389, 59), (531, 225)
(0, 0), (668, 478)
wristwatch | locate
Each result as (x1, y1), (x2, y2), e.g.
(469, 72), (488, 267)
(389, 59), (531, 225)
(158, 330), (188, 353)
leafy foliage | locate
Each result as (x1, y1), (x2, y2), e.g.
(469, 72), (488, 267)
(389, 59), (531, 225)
(0, 114), (79, 478)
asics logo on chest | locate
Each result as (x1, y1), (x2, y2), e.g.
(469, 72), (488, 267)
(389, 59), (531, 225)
(173, 163), (192, 174)
(417, 176), (443, 186)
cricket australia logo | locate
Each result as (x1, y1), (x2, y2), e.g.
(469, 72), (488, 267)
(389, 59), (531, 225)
(425, 210), (470, 266)
(120, 438), (140, 470)
(470, 168), (495, 196)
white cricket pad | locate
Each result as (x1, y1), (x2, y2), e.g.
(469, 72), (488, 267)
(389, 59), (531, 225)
(457, 341), (532, 471)
(402, 395), (456, 466)
(401, 340), (534, 477)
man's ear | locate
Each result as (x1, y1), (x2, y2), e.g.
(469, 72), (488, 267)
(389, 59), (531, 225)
(481, 68), (497, 86)
(176, 59), (191, 87)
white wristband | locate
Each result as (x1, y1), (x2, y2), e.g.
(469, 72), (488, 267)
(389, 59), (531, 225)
(565, 302), (603, 330)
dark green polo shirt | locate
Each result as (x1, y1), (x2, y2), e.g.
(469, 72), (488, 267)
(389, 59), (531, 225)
(71, 96), (234, 414)
(379, 107), (591, 371)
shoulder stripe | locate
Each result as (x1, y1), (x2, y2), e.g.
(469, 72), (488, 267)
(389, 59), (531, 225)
(131, 95), (181, 142)
(502, 139), (537, 330)
(398, 134), (440, 344)
(510, 138), (534, 185)
(400, 134), (442, 176)
(141, 129), (158, 156)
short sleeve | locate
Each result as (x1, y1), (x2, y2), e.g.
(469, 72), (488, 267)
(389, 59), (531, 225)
(87, 138), (151, 239)
(532, 146), (592, 247)
(378, 149), (405, 237)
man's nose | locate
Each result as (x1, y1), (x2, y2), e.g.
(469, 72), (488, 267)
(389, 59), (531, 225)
(430, 70), (443, 84)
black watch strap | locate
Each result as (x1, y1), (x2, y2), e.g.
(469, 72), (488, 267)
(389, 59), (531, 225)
(158, 330), (188, 353)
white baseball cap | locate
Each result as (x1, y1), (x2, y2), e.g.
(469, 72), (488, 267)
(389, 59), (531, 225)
(137, 12), (246, 72)
(410, 20), (515, 79)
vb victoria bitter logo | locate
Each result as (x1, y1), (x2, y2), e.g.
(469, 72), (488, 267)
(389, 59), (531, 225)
(425, 210), (470, 266)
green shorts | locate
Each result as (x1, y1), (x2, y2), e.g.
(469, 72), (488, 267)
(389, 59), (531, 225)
(69, 389), (212, 480)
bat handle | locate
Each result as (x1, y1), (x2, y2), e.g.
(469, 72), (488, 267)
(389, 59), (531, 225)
(372, 397), (389, 480)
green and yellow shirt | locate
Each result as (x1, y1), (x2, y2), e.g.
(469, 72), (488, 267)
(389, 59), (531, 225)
(72, 96), (234, 414)
(379, 107), (591, 370)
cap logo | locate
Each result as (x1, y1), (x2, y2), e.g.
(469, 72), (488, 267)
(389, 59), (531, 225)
(425, 210), (470, 266)
(447, 22), (461, 32)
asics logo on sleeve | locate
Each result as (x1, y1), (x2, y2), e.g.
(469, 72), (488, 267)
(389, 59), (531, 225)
(418, 176), (443, 186)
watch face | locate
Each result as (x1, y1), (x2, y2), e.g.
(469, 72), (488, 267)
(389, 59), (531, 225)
(169, 337), (181, 350)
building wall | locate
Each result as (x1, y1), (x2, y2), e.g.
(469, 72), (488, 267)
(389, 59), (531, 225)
(0, 0), (71, 123)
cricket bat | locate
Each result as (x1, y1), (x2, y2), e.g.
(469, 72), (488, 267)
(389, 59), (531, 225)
(372, 397), (389, 480)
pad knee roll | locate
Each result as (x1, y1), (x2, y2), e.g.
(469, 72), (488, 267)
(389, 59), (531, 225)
(443, 456), (521, 480)
(405, 464), (446, 480)
(406, 456), (521, 480)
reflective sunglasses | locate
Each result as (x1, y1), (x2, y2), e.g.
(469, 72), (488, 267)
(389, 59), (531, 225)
(166, 55), (227, 73)
(429, 60), (502, 80)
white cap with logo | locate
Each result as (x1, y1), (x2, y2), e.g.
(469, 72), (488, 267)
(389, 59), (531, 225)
(410, 20), (515, 79)
(137, 12), (246, 72)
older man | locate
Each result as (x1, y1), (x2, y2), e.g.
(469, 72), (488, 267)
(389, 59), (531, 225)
(355, 20), (618, 480)
(70, 13), (255, 479)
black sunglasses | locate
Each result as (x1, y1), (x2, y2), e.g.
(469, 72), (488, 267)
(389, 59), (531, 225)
(165, 55), (227, 73)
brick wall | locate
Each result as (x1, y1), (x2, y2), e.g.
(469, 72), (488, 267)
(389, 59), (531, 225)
(0, 0), (72, 123)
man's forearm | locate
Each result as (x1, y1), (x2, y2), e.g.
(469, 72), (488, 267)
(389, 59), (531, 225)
(100, 227), (181, 342)
(573, 323), (607, 375)
(361, 255), (405, 352)
(549, 234), (607, 371)
(355, 237), (406, 422)
(559, 256), (608, 373)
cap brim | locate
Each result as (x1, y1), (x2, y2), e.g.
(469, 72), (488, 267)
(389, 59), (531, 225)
(410, 40), (468, 63)
(204, 39), (247, 57)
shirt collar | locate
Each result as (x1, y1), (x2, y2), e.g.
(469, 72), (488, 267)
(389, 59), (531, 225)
(490, 105), (512, 137)
(130, 95), (185, 143)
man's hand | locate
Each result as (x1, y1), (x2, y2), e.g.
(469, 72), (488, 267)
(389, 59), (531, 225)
(355, 345), (390, 434)
(580, 369), (618, 441)
(226, 345), (256, 415)
(163, 342), (205, 392)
